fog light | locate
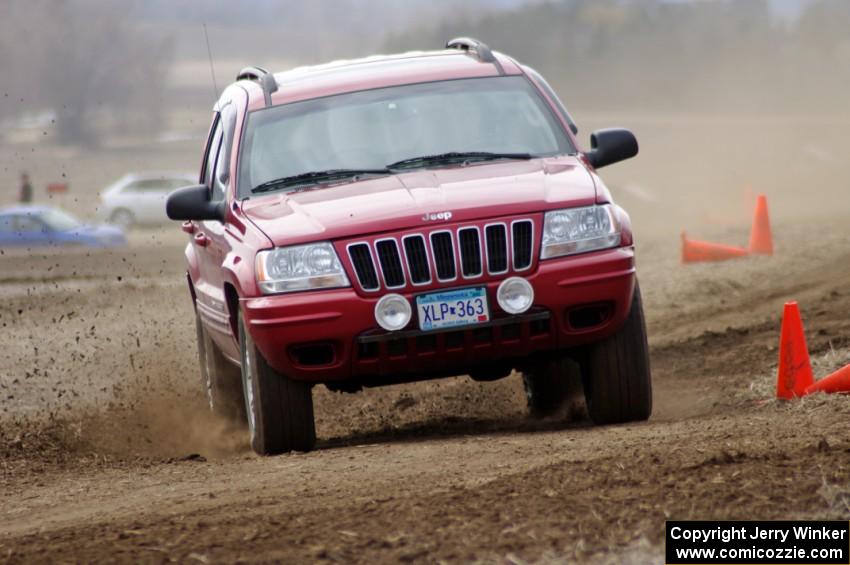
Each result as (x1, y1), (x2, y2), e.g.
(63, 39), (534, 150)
(375, 293), (412, 331)
(497, 277), (534, 314)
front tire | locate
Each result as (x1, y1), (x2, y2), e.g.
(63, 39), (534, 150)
(581, 282), (652, 425)
(238, 313), (316, 455)
(195, 311), (245, 423)
(522, 357), (584, 419)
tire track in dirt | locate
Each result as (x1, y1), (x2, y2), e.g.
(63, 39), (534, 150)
(3, 222), (850, 562)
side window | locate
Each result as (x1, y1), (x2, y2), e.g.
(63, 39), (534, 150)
(14, 215), (46, 232)
(125, 180), (164, 192)
(0, 216), (13, 232)
(203, 115), (223, 189)
(121, 181), (145, 193)
(211, 137), (227, 201)
(167, 179), (192, 190)
(212, 103), (237, 202)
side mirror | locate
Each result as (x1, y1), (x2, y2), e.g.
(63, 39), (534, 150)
(166, 184), (225, 222)
(585, 128), (638, 169)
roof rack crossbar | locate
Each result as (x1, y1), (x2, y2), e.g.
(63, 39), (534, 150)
(235, 66), (278, 107)
(445, 37), (496, 63)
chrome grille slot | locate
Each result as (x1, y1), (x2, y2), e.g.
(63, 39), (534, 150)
(348, 243), (379, 291)
(402, 236), (430, 285)
(458, 227), (482, 277)
(430, 231), (456, 281)
(512, 220), (533, 270)
(375, 239), (405, 288)
(485, 224), (508, 274)
(347, 218), (533, 291)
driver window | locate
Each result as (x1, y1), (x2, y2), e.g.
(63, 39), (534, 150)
(211, 136), (226, 201)
(204, 117), (223, 190)
(212, 103), (236, 202)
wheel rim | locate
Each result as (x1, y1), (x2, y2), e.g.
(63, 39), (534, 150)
(110, 210), (133, 228)
(242, 329), (257, 442)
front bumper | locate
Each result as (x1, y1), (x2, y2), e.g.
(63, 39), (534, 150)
(241, 246), (636, 383)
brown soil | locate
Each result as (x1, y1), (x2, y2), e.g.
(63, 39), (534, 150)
(2, 218), (850, 563)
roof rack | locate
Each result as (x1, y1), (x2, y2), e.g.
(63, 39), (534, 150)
(235, 66), (278, 107)
(445, 37), (496, 63)
(236, 66), (269, 81)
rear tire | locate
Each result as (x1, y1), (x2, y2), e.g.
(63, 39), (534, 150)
(522, 357), (584, 419)
(581, 282), (652, 425)
(195, 311), (245, 423)
(238, 313), (316, 455)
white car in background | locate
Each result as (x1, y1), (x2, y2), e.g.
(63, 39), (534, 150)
(98, 172), (196, 228)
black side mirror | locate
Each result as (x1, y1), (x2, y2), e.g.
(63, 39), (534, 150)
(585, 128), (638, 169)
(166, 184), (225, 222)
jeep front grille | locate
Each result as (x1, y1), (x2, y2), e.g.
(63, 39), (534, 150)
(431, 231), (456, 281)
(375, 239), (405, 288)
(348, 243), (380, 291)
(458, 227), (482, 277)
(512, 220), (533, 270)
(402, 236), (430, 284)
(346, 218), (535, 292)
(485, 224), (508, 273)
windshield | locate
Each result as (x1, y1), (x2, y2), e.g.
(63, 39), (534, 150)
(40, 209), (82, 231)
(238, 76), (574, 196)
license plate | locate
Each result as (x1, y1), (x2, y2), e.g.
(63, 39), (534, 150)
(416, 287), (490, 331)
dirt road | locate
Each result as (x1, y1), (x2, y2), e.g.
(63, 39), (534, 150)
(2, 219), (850, 563)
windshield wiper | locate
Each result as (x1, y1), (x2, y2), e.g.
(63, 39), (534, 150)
(251, 168), (392, 194)
(386, 151), (534, 170)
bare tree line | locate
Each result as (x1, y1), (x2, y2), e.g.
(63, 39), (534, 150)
(385, 0), (850, 117)
(0, 0), (173, 146)
(3, 0), (848, 149)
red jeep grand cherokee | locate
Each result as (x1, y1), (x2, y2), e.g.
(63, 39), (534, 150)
(167, 38), (651, 455)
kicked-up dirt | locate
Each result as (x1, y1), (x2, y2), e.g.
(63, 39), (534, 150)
(2, 216), (850, 563)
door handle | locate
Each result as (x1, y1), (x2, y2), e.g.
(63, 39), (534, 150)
(181, 221), (195, 234)
(194, 232), (210, 247)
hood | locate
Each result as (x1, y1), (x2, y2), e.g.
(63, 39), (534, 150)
(241, 155), (597, 246)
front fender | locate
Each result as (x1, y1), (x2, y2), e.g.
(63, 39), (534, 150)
(184, 242), (200, 285)
(221, 249), (257, 300)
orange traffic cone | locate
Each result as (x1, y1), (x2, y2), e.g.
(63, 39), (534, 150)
(776, 301), (814, 399)
(681, 231), (749, 263)
(805, 364), (850, 395)
(748, 194), (773, 255)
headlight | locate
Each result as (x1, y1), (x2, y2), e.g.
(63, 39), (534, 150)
(541, 205), (621, 259)
(256, 242), (350, 294)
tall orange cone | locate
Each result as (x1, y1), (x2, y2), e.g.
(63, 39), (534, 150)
(776, 301), (814, 399)
(748, 194), (773, 255)
(681, 231), (749, 263)
(805, 364), (850, 395)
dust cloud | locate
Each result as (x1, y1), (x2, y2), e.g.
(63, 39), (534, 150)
(2, 0), (850, 461)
